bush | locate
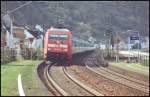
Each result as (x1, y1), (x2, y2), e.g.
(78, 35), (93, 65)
(132, 43), (141, 49)
(21, 48), (31, 59)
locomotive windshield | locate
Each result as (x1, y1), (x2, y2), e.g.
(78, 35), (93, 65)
(49, 34), (68, 40)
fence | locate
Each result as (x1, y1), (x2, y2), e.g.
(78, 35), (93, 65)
(21, 48), (44, 60)
(98, 49), (149, 66)
(1, 47), (44, 64)
(1, 47), (17, 64)
(139, 55), (149, 67)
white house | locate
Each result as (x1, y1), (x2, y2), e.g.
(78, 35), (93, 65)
(140, 36), (149, 49)
(24, 29), (43, 49)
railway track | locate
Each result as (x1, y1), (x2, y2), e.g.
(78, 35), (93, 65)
(37, 61), (103, 96)
(100, 67), (149, 86)
(68, 64), (148, 96)
(37, 50), (148, 96)
(81, 50), (149, 94)
(59, 50), (148, 96)
(63, 66), (103, 96)
(85, 57), (148, 86)
(37, 61), (62, 96)
(107, 65), (149, 83)
(85, 64), (149, 94)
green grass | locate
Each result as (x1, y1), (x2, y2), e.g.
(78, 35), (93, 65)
(109, 61), (149, 76)
(1, 59), (49, 96)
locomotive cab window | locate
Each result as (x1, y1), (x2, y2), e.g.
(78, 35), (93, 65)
(49, 34), (68, 40)
(59, 35), (68, 40)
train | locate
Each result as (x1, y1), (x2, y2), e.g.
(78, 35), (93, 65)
(44, 27), (72, 63)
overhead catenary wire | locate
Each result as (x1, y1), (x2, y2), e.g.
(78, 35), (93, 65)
(6, 1), (32, 14)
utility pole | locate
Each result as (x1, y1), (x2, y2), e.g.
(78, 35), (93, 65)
(116, 38), (119, 62)
(56, 1), (59, 26)
(128, 37), (131, 62)
(29, 38), (34, 60)
(138, 32), (140, 63)
(105, 29), (112, 58)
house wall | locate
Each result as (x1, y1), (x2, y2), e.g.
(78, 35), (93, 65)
(13, 27), (25, 39)
(32, 35), (43, 49)
(1, 32), (6, 47)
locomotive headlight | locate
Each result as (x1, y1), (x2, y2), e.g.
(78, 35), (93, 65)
(48, 44), (56, 47)
(48, 48), (51, 50)
(56, 41), (60, 44)
(64, 49), (68, 52)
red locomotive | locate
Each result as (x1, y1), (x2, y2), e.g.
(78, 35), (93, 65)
(44, 27), (72, 63)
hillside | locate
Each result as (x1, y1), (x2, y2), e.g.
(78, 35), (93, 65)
(1, 1), (149, 41)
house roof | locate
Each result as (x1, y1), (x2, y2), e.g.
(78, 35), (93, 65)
(27, 29), (40, 39)
(25, 27), (41, 39)
(24, 29), (34, 39)
(13, 26), (24, 29)
(1, 25), (7, 33)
